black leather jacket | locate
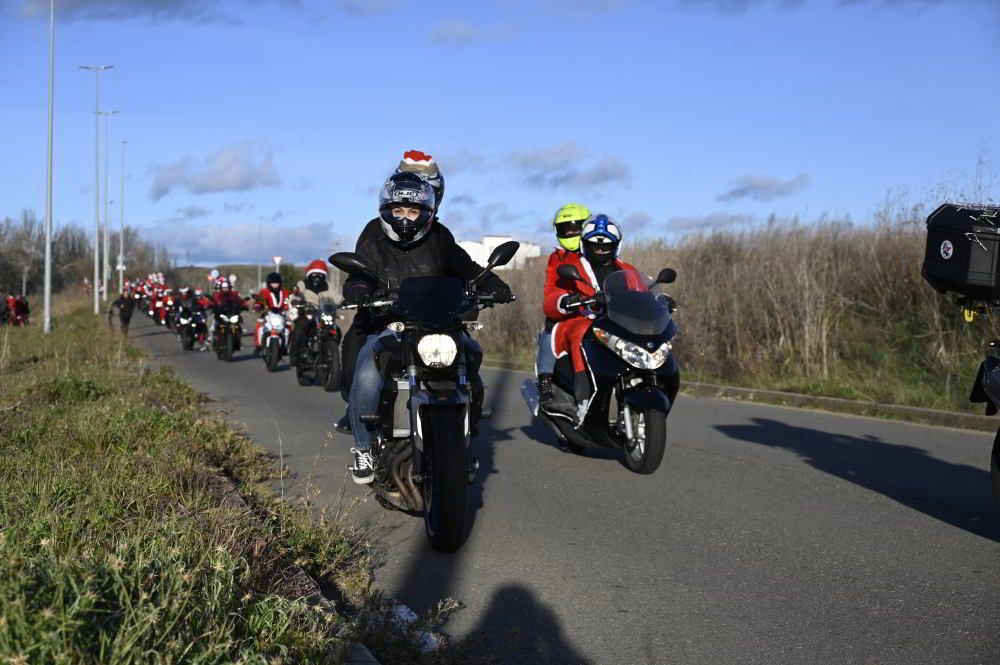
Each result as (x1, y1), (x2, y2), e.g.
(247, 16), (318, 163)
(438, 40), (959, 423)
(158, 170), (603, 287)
(343, 218), (508, 329)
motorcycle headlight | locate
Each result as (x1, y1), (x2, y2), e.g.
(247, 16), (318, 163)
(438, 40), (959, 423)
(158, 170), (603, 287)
(179, 317), (190, 324)
(229, 314), (240, 323)
(593, 327), (671, 370)
(321, 314), (335, 325)
(267, 313), (285, 329)
(288, 308), (299, 321)
(417, 334), (458, 368)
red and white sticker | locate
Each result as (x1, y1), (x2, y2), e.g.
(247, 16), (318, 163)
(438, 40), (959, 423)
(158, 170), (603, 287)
(940, 240), (954, 260)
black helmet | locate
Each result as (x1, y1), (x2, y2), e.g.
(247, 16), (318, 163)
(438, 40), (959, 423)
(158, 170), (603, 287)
(378, 172), (436, 246)
(266, 272), (282, 289)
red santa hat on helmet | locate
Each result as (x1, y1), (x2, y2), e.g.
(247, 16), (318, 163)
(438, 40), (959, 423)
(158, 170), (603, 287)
(305, 259), (328, 278)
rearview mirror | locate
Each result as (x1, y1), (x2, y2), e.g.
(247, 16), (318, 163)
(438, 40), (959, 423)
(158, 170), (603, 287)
(556, 264), (585, 283)
(487, 240), (520, 270)
(329, 252), (370, 276)
(656, 268), (677, 285)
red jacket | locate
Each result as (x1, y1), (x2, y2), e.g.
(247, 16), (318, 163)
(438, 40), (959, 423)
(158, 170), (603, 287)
(543, 251), (636, 322)
(256, 288), (290, 311)
(213, 291), (245, 309)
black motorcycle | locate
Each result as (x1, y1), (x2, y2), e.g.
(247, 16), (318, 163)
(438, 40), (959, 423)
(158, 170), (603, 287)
(212, 303), (244, 362)
(521, 265), (680, 474)
(176, 305), (208, 351)
(331, 240), (519, 553)
(291, 302), (343, 391)
(967, 341), (1000, 510)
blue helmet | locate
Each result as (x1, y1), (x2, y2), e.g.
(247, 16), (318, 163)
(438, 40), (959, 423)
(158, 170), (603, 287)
(581, 214), (622, 262)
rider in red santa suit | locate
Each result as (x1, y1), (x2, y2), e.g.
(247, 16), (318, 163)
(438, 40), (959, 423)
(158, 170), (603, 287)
(253, 271), (290, 353)
(545, 214), (636, 414)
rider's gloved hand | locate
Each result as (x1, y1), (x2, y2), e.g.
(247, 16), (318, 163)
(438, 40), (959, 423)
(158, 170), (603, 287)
(343, 282), (373, 306)
(656, 293), (677, 313)
(561, 294), (584, 311)
(489, 281), (514, 304)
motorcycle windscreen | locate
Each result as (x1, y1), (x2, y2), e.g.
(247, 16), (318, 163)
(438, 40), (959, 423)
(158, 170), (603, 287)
(394, 276), (468, 326)
(603, 269), (672, 336)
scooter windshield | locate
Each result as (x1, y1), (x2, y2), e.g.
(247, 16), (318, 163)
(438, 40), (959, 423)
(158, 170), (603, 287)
(394, 276), (468, 327)
(603, 269), (671, 336)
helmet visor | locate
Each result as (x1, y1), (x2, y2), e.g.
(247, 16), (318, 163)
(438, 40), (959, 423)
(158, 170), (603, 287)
(555, 220), (584, 238)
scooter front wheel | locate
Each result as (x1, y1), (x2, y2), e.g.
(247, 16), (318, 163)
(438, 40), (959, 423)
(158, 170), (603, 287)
(623, 408), (666, 474)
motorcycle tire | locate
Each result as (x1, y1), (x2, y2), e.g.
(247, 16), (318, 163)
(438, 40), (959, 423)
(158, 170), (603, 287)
(622, 408), (667, 474)
(223, 332), (235, 363)
(421, 405), (469, 553)
(295, 361), (312, 386)
(181, 328), (194, 351)
(992, 428), (1000, 512)
(322, 340), (341, 393)
(266, 341), (281, 372)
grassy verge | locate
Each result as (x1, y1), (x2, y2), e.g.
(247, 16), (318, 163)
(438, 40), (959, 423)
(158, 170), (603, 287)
(0, 300), (369, 664)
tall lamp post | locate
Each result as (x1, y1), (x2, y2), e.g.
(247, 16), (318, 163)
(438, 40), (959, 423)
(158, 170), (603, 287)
(98, 109), (118, 300)
(43, 0), (55, 333)
(119, 140), (127, 294)
(80, 64), (113, 313)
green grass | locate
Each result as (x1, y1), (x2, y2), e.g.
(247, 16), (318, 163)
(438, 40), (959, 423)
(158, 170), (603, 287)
(0, 303), (366, 664)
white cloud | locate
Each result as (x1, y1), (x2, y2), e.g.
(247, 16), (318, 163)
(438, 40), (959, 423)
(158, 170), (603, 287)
(429, 18), (518, 45)
(143, 220), (346, 265)
(149, 141), (281, 201)
(717, 174), (811, 202)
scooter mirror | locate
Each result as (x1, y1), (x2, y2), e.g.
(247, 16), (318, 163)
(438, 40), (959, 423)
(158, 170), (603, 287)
(556, 264), (585, 283)
(656, 268), (677, 285)
(487, 241), (521, 270)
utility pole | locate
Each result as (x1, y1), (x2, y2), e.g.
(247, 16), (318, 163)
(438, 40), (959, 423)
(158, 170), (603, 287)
(98, 109), (118, 300)
(119, 140), (127, 294)
(43, 0), (55, 333)
(80, 64), (113, 314)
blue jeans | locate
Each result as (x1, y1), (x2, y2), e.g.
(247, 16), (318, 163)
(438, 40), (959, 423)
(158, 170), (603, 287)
(348, 331), (392, 451)
(536, 329), (556, 375)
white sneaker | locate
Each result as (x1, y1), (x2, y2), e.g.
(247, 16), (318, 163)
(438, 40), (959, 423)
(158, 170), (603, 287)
(350, 447), (375, 485)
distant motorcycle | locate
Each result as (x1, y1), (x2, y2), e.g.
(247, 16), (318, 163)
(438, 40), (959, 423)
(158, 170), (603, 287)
(291, 302), (342, 390)
(212, 303), (244, 362)
(260, 308), (289, 372)
(521, 266), (680, 474)
(177, 305), (208, 351)
(331, 240), (519, 553)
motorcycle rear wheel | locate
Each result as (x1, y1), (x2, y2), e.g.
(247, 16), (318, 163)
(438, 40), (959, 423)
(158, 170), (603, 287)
(623, 409), (666, 474)
(421, 405), (469, 553)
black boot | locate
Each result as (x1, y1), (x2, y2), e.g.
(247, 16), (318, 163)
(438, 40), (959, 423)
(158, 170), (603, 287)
(538, 373), (555, 405)
(334, 412), (352, 433)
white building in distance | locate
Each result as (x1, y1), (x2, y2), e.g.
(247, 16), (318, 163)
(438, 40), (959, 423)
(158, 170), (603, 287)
(458, 235), (543, 270)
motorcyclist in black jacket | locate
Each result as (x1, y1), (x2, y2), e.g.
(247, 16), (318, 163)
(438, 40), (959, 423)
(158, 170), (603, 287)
(341, 170), (513, 484)
(336, 150), (448, 432)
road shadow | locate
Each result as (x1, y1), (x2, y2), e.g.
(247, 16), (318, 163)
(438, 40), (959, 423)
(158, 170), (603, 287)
(450, 584), (594, 665)
(716, 417), (999, 541)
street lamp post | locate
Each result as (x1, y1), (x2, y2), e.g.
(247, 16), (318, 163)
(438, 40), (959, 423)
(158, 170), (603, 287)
(119, 140), (127, 294)
(43, 0), (55, 333)
(98, 109), (118, 300)
(80, 64), (113, 314)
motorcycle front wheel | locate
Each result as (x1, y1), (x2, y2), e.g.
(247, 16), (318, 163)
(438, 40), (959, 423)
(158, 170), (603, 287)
(992, 428), (1000, 511)
(623, 408), (667, 475)
(421, 405), (469, 553)
(265, 341), (281, 372)
(223, 332), (235, 363)
(321, 339), (341, 393)
(181, 328), (194, 351)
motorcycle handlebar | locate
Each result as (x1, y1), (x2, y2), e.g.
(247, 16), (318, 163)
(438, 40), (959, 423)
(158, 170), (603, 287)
(338, 291), (516, 311)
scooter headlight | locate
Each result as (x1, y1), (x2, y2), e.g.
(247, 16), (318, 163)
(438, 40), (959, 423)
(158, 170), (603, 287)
(593, 327), (671, 370)
(417, 334), (458, 368)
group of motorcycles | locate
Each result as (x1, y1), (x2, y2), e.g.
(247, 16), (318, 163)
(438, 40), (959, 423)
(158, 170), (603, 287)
(136, 287), (342, 390)
(132, 245), (682, 553)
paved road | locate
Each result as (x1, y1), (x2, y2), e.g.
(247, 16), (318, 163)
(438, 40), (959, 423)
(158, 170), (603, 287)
(132, 316), (1000, 665)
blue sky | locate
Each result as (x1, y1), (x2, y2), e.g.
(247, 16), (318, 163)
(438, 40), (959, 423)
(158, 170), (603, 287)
(2, 0), (998, 265)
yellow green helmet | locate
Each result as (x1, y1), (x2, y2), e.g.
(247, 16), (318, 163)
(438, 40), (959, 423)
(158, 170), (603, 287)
(552, 202), (591, 252)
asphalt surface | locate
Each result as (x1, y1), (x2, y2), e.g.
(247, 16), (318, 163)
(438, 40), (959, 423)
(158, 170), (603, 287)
(132, 315), (1000, 665)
